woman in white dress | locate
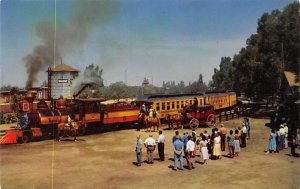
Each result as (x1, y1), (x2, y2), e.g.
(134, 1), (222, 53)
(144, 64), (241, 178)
(213, 133), (221, 159)
(199, 135), (209, 164)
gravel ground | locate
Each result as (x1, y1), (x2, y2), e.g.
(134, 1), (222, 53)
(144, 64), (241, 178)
(0, 117), (299, 189)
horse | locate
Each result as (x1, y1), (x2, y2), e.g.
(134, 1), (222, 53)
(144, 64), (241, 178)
(139, 113), (160, 132)
(166, 114), (184, 130)
(56, 121), (79, 142)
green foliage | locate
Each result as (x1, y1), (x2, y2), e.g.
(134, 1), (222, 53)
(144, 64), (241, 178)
(211, 2), (299, 98)
(83, 64), (104, 87)
(97, 73), (208, 99)
(162, 74), (208, 94)
(0, 85), (21, 92)
(212, 57), (234, 91)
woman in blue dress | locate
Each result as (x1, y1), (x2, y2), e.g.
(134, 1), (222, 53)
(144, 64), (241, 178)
(267, 130), (277, 153)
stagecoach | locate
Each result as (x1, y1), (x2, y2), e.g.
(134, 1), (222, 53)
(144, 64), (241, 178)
(182, 104), (216, 129)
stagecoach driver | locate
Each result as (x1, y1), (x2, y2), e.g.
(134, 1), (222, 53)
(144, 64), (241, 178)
(144, 134), (156, 164)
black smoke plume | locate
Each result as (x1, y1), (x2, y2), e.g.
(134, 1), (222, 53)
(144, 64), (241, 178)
(24, 0), (117, 88)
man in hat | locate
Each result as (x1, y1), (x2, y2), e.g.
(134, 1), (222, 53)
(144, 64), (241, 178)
(135, 135), (143, 166)
(144, 134), (156, 164)
(283, 123), (288, 149)
(220, 124), (227, 151)
(279, 124), (285, 150)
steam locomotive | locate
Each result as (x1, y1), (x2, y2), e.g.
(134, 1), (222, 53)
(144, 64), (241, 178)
(16, 91), (140, 143)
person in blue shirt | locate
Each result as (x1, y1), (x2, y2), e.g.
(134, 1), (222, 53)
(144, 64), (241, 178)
(182, 132), (189, 157)
(267, 130), (277, 154)
(244, 117), (251, 140)
(172, 131), (180, 143)
(173, 137), (184, 171)
(135, 135), (143, 166)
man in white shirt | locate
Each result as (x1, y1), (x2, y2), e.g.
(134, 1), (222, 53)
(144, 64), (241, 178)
(241, 124), (247, 148)
(283, 123), (288, 149)
(144, 134), (156, 164)
(186, 135), (195, 169)
(157, 130), (165, 161)
(279, 124), (285, 150)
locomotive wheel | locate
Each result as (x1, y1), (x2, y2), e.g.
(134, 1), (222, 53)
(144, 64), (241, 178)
(206, 114), (216, 127)
(77, 126), (86, 136)
(21, 134), (30, 143)
(189, 118), (199, 129)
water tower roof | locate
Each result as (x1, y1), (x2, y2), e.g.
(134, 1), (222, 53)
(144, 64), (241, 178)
(48, 64), (79, 72)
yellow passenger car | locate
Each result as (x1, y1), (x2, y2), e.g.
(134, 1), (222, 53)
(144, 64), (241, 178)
(135, 92), (237, 119)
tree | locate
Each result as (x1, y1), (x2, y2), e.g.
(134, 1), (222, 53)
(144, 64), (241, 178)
(212, 57), (235, 91)
(211, 2), (299, 98)
(83, 64), (104, 87)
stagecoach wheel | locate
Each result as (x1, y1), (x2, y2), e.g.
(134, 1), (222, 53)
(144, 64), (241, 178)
(77, 126), (86, 136)
(206, 114), (216, 127)
(189, 118), (199, 130)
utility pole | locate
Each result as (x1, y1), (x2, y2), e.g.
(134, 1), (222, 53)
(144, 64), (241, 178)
(125, 70), (127, 85)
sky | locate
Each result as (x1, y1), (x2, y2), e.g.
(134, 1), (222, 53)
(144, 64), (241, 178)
(0, 0), (294, 88)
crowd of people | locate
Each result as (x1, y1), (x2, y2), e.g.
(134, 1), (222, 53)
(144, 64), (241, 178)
(135, 117), (252, 170)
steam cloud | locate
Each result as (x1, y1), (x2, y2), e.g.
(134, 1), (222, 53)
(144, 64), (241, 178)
(23, 0), (117, 88)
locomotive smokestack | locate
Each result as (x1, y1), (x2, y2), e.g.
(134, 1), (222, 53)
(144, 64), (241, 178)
(25, 90), (37, 111)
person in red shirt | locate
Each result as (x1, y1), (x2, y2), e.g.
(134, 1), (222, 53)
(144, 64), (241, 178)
(220, 124), (227, 151)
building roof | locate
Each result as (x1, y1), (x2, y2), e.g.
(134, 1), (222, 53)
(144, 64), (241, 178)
(48, 64), (79, 72)
(284, 71), (299, 87)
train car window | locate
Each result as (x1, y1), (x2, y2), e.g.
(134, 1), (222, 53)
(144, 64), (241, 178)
(156, 103), (160, 111)
(162, 102), (165, 110)
(176, 101), (180, 109)
(171, 102), (175, 109)
(200, 99), (202, 105)
(167, 102), (170, 110)
(181, 101), (184, 108)
(190, 100), (192, 104)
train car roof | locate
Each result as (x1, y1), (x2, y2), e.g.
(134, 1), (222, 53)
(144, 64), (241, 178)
(74, 98), (106, 102)
(204, 90), (236, 94)
(204, 92), (236, 97)
(135, 93), (203, 102)
(135, 91), (236, 102)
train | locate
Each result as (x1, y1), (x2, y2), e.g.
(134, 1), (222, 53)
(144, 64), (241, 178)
(8, 92), (140, 143)
(0, 90), (237, 144)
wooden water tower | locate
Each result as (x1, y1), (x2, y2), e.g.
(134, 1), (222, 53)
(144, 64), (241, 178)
(47, 64), (79, 99)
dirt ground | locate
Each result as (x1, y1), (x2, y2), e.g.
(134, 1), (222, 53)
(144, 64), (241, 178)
(0, 116), (299, 189)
